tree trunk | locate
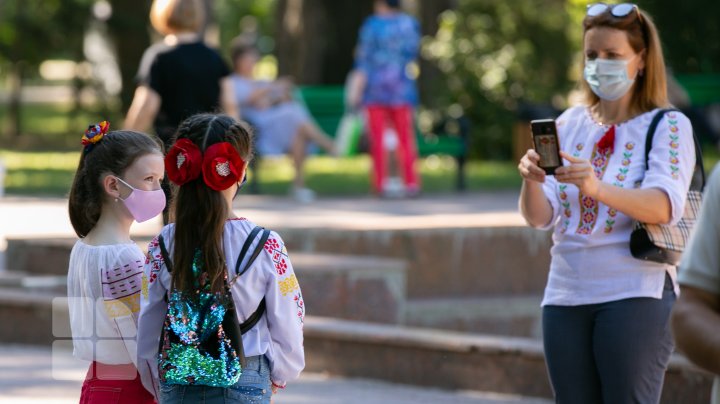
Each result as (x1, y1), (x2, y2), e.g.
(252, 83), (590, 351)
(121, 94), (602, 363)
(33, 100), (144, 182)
(418, 0), (456, 108)
(274, 0), (372, 85)
(8, 61), (24, 137)
(106, 0), (152, 113)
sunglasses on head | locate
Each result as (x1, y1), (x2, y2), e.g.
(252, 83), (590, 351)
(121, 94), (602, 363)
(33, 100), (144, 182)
(586, 3), (639, 18)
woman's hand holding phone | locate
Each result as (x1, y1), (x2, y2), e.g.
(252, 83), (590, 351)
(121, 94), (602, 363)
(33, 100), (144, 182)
(518, 149), (548, 183)
(555, 152), (602, 198)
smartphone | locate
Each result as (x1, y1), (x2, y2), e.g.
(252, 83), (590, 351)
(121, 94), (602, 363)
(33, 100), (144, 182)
(530, 119), (563, 175)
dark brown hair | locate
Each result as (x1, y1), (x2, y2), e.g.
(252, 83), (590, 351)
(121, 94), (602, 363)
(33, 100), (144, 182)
(580, 7), (669, 114)
(229, 38), (258, 70)
(68, 131), (162, 238)
(170, 113), (254, 295)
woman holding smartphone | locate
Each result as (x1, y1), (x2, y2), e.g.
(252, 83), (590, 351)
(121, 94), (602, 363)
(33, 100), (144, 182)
(518, 4), (695, 403)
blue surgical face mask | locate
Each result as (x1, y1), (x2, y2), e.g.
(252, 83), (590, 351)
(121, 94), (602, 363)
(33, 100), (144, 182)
(584, 56), (638, 101)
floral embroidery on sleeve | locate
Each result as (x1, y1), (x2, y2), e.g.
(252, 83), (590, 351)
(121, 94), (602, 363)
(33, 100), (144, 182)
(558, 184), (571, 234)
(667, 112), (680, 180)
(293, 292), (305, 326)
(146, 236), (163, 284)
(604, 141), (635, 233)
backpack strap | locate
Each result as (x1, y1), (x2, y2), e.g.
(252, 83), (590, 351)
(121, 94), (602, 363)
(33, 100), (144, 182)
(228, 227), (272, 334)
(643, 108), (706, 191)
(157, 234), (173, 273)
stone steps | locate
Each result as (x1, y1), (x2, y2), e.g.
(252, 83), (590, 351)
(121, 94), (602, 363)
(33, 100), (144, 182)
(8, 223), (553, 298)
(302, 316), (712, 404)
(405, 296), (543, 338)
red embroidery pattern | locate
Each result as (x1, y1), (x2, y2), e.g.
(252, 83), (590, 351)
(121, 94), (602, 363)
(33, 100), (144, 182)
(265, 237), (289, 276)
(146, 236), (163, 283)
(576, 144), (612, 235)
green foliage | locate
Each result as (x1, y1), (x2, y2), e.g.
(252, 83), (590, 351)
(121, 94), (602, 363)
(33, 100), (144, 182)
(0, 151), (521, 196)
(215, 0), (277, 57)
(423, 0), (574, 160)
(0, 0), (92, 65)
(637, 0), (720, 73)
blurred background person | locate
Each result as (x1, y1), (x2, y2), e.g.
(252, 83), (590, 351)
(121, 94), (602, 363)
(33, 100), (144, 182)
(230, 40), (335, 202)
(671, 166), (720, 404)
(350, 0), (421, 198)
(123, 0), (238, 221)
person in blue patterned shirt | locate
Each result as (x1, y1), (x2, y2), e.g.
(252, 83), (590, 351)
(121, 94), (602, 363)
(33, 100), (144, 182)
(350, 0), (421, 197)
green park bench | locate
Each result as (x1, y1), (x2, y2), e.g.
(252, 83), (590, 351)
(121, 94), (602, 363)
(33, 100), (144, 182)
(675, 74), (720, 106)
(296, 85), (469, 191)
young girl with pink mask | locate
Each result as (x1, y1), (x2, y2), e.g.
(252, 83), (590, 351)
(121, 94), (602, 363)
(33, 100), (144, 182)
(67, 122), (165, 403)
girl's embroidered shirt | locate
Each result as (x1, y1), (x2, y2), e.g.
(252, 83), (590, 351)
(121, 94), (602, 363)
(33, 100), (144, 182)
(67, 241), (145, 365)
(137, 219), (305, 397)
(539, 106), (695, 306)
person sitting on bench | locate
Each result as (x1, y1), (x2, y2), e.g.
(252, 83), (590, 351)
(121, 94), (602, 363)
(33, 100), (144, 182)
(229, 40), (336, 202)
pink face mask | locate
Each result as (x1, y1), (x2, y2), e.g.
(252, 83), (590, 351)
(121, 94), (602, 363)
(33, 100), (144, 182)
(115, 177), (166, 223)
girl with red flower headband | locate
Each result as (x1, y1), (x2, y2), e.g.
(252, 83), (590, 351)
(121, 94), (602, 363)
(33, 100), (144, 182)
(67, 122), (164, 404)
(137, 114), (305, 403)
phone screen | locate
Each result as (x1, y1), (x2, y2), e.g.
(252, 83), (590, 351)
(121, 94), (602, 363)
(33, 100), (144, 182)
(530, 119), (562, 174)
(534, 134), (561, 168)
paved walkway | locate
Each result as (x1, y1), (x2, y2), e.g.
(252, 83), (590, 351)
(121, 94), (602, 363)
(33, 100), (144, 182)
(0, 193), (548, 403)
(0, 192), (523, 270)
(0, 345), (550, 404)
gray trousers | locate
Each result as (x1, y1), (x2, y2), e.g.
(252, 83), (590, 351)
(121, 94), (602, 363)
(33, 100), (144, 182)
(542, 273), (676, 404)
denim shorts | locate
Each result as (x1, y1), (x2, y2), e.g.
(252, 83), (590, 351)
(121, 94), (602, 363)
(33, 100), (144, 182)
(159, 355), (272, 404)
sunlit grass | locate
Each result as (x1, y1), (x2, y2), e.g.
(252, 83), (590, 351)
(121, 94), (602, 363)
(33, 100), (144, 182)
(0, 151), (521, 197)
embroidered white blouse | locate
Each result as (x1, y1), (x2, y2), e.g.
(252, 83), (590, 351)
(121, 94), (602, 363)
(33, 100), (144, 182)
(539, 106), (695, 306)
(136, 218), (305, 397)
(67, 241), (145, 365)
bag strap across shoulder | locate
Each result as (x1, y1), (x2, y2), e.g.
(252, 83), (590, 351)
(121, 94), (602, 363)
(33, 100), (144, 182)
(230, 226), (272, 334)
(157, 234), (173, 273)
(643, 108), (706, 191)
(157, 226), (271, 334)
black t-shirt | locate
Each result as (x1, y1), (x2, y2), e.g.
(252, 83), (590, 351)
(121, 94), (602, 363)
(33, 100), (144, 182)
(136, 41), (230, 145)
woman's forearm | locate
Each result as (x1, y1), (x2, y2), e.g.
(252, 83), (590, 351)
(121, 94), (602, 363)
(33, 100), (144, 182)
(520, 179), (554, 228)
(595, 184), (672, 225)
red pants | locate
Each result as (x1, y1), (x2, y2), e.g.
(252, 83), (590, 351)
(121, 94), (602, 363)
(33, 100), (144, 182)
(80, 362), (155, 404)
(366, 104), (420, 194)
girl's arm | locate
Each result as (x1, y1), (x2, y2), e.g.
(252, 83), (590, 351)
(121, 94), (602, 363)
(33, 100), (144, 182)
(261, 232), (305, 388)
(136, 236), (170, 400)
(102, 247), (146, 368)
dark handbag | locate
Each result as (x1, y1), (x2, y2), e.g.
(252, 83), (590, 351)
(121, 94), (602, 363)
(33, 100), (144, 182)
(629, 109), (705, 265)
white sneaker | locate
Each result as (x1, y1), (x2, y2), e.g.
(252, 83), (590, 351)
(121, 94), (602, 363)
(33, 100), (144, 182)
(382, 177), (406, 199)
(291, 187), (316, 203)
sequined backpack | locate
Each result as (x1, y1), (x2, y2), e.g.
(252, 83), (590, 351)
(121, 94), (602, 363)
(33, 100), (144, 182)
(156, 226), (271, 387)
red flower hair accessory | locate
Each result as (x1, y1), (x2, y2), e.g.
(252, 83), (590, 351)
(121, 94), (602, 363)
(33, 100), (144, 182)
(165, 138), (203, 185)
(81, 121), (110, 150)
(202, 142), (245, 191)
